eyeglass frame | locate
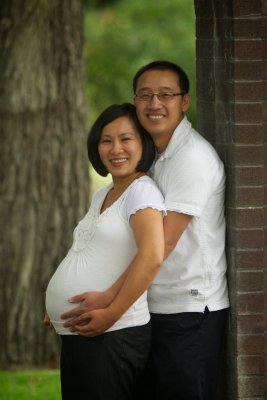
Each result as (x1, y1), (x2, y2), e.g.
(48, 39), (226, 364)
(134, 91), (186, 102)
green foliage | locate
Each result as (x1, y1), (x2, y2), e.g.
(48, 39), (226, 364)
(85, 0), (196, 126)
(0, 370), (60, 400)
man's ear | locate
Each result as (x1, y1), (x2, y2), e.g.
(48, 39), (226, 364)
(182, 93), (191, 112)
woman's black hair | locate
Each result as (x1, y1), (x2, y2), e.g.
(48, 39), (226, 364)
(87, 103), (156, 177)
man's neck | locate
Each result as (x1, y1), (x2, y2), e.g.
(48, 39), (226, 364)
(153, 130), (173, 153)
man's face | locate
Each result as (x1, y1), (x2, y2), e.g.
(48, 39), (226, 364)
(134, 69), (190, 150)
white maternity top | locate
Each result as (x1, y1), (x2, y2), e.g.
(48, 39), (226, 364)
(45, 176), (165, 334)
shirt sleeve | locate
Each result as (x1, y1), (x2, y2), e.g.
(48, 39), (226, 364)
(164, 148), (225, 217)
(121, 178), (166, 222)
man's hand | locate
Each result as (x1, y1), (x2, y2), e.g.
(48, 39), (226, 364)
(61, 290), (111, 329)
(69, 307), (117, 337)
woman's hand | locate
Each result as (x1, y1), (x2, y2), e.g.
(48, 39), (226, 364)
(61, 290), (112, 329)
(43, 313), (53, 330)
(68, 307), (118, 337)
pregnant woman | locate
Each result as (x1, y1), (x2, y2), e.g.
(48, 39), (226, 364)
(45, 103), (165, 400)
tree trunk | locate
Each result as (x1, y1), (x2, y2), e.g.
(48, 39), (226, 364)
(0, 0), (89, 368)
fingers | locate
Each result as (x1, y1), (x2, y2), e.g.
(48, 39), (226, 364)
(64, 316), (91, 328)
(72, 318), (107, 337)
(63, 309), (93, 327)
(74, 324), (100, 337)
(61, 306), (84, 320)
(61, 294), (87, 320)
(43, 315), (53, 330)
(68, 293), (86, 303)
(79, 331), (98, 338)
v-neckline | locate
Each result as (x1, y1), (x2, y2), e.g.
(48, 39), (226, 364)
(99, 176), (145, 216)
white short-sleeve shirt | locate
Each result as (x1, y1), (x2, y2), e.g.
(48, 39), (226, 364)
(148, 117), (229, 313)
(46, 176), (165, 334)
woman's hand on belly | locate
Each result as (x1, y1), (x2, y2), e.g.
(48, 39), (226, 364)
(61, 290), (113, 330)
(67, 307), (117, 337)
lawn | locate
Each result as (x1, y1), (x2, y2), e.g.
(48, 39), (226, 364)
(0, 370), (61, 400)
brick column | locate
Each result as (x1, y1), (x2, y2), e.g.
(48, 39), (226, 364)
(194, 0), (266, 398)
(263, 1), (267, 396)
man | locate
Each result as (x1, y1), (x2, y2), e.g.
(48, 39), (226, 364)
(61, 61), (229, 400)
(131, 60), (229, 400)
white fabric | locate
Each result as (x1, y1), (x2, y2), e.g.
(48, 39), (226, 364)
(148, 117), (229, 313)
(46, 176), (165, 334)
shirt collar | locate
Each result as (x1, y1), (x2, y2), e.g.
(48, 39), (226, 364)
(158, 116), (192, 160)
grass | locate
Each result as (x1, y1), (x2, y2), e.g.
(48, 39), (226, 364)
(0, 370), (61, 400)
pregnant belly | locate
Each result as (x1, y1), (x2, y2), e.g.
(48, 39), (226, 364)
(45, 255), (112, 334)
(45, 273), (89, 334)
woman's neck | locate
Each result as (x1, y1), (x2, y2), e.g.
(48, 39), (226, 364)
(111, 172), (145, 193)
(100, 172), (145, 214)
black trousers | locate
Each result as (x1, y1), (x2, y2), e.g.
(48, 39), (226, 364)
(134, 307), (228, 400)
(60, 323), (151, 400)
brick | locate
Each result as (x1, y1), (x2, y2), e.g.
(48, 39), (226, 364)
(264, 127), (267, 144)
(228, 187), (264, 207)
(232, 103), (262, 123)
(197, 100), (215, 122)
(214, 37), (232, 59)
(238, 376), (264, 397)
(232, 60), (262, 80)
(263, 61), (267, 81)
(233, 19), (262, 38)
(263, 80), (267, 98)
(197, 77), (216, 101)
(233, 1), (262, 17)
(236, 292), (264, 313)
(237, 334), (264, 354)
(196, 17), (214, 38)
(215, 101), (231, 123)
(237, 355), (264, 374)
(262, 16), (267, 39)
(215, 82), (232, 103)
(233, 39), (263, 60)
(235, 397), (266, 400)
(237, 270), (264, 291)
(233, 228), (264, 249)
(234, 249), (264, 269)
(231, 145), (263, 166)
(196, 39), (214, 60)
(194, 0), (213, 18)
(228, 207), (263, 228)
(236, 314), (265, 333)
(232, 124), (263, 144)
(234, 81), (263, 101)
(198, 59), (215, 82)
(263, 40), (267, 60)
(215, 59), (230, 81)
(232, 166), (264, 186)
(213, 2), (233, 19)
(263, 101), (267, 120)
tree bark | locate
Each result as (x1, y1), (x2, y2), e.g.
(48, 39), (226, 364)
(0, 0), (89, 368)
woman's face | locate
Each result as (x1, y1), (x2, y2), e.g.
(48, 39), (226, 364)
(98, 116), (143, 179)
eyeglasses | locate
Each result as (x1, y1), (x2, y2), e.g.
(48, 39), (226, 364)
(135, 92), (185, 102)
